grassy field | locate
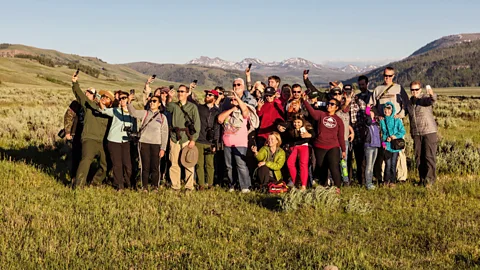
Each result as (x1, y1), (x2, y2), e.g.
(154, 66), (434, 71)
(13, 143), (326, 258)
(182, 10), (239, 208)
(1, 83), (480, 269)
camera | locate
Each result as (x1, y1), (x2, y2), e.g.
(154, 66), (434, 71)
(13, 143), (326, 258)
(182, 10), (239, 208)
(185, 121), (196, 135)
(124, 126), (140, 142)
(206, 127), (215, 142)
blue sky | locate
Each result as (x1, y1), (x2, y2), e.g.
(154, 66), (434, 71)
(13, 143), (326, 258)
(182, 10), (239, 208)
(1, 0), (479, 65)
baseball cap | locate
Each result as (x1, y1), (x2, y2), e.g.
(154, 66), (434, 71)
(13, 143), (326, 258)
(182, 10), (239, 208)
(264, 87), (277, 96)
(330, 87), (343, 95)
(329, 81), (344, 89)
(343, 84), (353, 93)
(86, 87), (96, 95)
(308, 90), (321, 99)
(204, 89), (219, 98)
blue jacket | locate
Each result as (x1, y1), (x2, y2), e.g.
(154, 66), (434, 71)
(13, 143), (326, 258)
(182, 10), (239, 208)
(380, 101), (406, 153)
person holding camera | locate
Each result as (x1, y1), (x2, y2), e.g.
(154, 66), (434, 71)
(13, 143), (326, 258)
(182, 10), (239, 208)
(407, 81), (438, 188)
(195, 89), (221, 190)
(127, 95), (169, 191)
(71, 74), (110, 189)
(97, 91), (137, 191)
(166, 85), (201, 192)
(218, 91), (257, 193)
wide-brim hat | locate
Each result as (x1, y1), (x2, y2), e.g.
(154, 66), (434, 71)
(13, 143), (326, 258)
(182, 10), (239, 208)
(99, 90), (114, 101)
(180, 146), (199, 168)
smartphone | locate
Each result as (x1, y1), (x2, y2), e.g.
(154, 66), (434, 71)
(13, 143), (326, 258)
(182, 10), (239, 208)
(148, 93), (153, 98)
(303, 70), (310, 75)
(248, 63), (252, 70)
(300, 127), (306, 133)
(130, 89), (135, 95)
(169, 85), (174, 90)
(74, 68), (80, 77)
(426, 85), (432, 90)
(152, 74), (157, 79)
(193, 80), (198, 84)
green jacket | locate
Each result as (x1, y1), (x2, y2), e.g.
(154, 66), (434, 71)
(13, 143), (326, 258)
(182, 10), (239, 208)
(72, 82), (109, 142)
(166, 101), (201, 144)
(255, 146), (286, 181)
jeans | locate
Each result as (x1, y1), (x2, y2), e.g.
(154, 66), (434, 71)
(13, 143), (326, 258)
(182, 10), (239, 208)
(364, 147), (378, 188)
(384, 151), (399, 184)
(224, 146), (251, 190)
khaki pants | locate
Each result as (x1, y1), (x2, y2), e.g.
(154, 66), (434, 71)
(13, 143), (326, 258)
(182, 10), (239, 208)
(397, 149), (408, 181)
(169, 140), (195, 190)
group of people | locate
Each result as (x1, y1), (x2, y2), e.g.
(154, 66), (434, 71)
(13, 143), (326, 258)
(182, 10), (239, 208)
(62, 65), (438, 193)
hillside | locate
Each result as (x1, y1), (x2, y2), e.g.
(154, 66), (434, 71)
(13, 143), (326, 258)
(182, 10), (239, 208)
(345, 38), (480, 88)
(410, 33), (480, 57)
(124, 62), (266, 89)
(0, 43), (169, 90)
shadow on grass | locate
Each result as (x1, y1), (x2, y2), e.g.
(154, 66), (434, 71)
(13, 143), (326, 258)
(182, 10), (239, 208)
(0, 141), (75, 186)
(246, 193), (283, 212)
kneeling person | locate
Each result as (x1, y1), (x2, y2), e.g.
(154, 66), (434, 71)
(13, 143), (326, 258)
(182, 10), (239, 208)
(252, 132), (286, 189)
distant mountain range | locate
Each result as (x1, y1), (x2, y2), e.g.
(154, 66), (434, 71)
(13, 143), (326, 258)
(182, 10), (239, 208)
(186, 56), (377, 84)
(1, 32), (479, 90)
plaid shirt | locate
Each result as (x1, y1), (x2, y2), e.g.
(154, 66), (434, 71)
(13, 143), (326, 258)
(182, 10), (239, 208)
(349, 97), (367, 145)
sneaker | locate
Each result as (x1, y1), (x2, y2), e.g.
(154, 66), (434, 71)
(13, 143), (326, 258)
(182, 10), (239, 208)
(300, 186), (307, 192)
(287, 180), (294, 188)
(366, 185), (376, 190)
(241, 189), (250, 193)
(228, 188), (235, 192)
(343, 181), (350, 187)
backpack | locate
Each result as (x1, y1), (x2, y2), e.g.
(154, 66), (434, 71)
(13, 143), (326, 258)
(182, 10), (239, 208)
(268, 181), (289, 194)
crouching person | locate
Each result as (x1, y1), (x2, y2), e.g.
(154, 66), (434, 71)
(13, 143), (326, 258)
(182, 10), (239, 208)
(127, 95), (169, 191)
(251, 132), (286, 191)
(166, 85), (201, 192)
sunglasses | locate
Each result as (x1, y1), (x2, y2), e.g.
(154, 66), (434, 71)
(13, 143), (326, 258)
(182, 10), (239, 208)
(206, 93), (215, 97)
(218, 92), (224, 95)
(410, 88), (421, 91)
(293, 91), (302, 94)
(327, 102), (337, 107)
(333, 93), (342, 96)
(150, 99), (160, 103)
(233, 83), (242, 87)
(177, 90), (186, 93)
(86, 90), (94, 95)
(101, 95), (110, 99)
(120, 96), (128, 100)
(384, 74), (394, 78)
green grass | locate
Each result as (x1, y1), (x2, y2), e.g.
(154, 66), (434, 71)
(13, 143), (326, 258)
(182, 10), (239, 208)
(1, 160), (479, 269)
(1, 63), (480, 268)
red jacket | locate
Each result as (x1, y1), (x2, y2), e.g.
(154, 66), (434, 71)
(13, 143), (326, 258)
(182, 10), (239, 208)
(257, 99), (285, 139)
(303, 100), (345, 152)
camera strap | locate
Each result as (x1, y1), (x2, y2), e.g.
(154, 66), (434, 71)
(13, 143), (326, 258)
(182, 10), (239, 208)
(139, 111), (161, 134)
(178, 102), (195, 131)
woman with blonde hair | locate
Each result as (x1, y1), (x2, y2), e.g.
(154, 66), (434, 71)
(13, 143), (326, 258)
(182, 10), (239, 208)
(251, 132), (286, 189)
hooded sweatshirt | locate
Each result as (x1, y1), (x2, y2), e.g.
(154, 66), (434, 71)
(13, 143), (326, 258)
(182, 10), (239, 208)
(257, 99), (285, 139)
(380, 101), (406, 153)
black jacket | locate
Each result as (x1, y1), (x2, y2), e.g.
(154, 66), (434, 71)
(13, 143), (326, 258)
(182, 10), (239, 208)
(196, 103), (220, 145)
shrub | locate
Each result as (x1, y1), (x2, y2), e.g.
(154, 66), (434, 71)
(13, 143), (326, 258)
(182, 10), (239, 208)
(279, 187), (340, 212)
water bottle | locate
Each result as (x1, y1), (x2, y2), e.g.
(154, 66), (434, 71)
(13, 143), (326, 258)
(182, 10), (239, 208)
(340, 159), (348, 178)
